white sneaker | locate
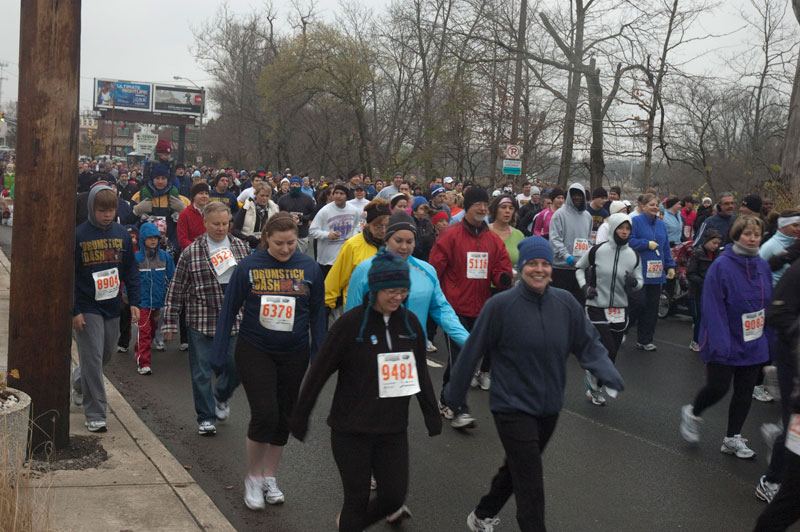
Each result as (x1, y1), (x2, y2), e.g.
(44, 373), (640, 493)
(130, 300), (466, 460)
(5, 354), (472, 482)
(438, 401), (454, 420)
(467, 510), (500, 532)
(470, 373), (480, 388)
(586, 389), (606, 406)
(153, 340), (166, 351)
(756, 475), (780, 503)
(680, 404), (701, 443)
(117, 345), (128, 353)
(721, 434), (756, 459)
(475, 371), (491, 391)
(264, 476), (284, 504)
(215, 400), (230, 421)
(244, 476), (265, 510)
(71, 388), (83, 407)
(752, 384), (774, 403)
(385, 504), (412, 523)
(137, 366), (152, 375)
(426, 340), (437, 352)
(451, 412), (476, 429)
(763, 366), (781, 400)
(85, 420), (107, 433)
(198, 420), (217, 436)
(179, 342), (189, 351)
(688, 341), (700, 352)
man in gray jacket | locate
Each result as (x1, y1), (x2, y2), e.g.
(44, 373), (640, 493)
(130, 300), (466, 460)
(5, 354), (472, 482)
(549, 183), (593, 301)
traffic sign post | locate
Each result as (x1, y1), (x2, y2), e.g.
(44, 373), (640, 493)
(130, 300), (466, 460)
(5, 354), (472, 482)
(505, 144), (522, 160)
(503, 159), (522, 175)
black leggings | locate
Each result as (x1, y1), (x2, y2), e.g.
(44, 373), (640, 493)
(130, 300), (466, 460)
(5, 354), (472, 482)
(235, 337), (308, 445)
(331, 430), (408, 532)
(692, 363), (760, 437)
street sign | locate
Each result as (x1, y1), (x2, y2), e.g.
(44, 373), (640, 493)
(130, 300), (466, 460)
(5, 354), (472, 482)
(133, 132), (158, 153)
(505, 144), (522, 160)
(502, 159), (522, 175)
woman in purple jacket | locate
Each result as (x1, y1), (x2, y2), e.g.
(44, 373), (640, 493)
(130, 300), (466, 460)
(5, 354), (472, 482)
(679, 216), (772, 459)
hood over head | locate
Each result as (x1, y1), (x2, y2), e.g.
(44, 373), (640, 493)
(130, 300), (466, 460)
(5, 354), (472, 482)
(607, 213), (632, 247)
(566, 183), (587, 212)
(87, 184), (114, 229)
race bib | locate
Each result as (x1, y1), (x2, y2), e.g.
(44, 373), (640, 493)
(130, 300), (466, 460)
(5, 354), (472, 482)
(590, 231), (597, 244)
(741, 309), (765, 342)
(210, 247), (237, 277)
(646, 260), (663, 279)
(604, 307), (625, 324)
(573, 238), (590, 257)
(785, 414), (800, 457)
(377, 351), (420, 398)
(92, 268), (120, 301)
(683, 225), (692, 240)
(259, 295), (296, 332)
(466, 252), (488, 279)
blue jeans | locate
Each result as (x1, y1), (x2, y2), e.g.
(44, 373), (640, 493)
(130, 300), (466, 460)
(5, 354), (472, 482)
(187, 327), (239, 423)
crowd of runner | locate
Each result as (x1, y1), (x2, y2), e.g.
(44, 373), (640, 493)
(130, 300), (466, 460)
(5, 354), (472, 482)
(63, 139), (800, 531)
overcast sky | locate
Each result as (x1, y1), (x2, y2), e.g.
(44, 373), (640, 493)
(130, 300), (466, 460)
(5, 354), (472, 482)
(0, 0), (787, 115)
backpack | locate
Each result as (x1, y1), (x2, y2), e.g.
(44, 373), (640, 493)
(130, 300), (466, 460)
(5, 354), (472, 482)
(587, 241), (639, 288)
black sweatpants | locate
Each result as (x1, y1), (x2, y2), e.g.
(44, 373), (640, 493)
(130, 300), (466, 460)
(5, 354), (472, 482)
(475, 412), (559, 532)
(331, 429), (408, 532)
(692, 363), (760, 437)
(765, 338), (799, 483)
(118, 301), (131, 349)
(754, 439), (800, 531)
(443, 314), (477, 403)
(234, 337), (308, 445)
(551, 267), (583, 304)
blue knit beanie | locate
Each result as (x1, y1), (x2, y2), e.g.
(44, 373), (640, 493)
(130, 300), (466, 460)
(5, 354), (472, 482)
(517, 236), (553, 272)
(357, 250), (415, 342)
(411, 196), (429, 212)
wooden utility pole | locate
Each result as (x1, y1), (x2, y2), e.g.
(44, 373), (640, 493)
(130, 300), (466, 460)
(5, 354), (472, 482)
(10, 0), (81, 450)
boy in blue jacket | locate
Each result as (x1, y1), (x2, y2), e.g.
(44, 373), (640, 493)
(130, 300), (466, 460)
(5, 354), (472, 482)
(72, 185), (141, 432)
(133, 222), (175, 375)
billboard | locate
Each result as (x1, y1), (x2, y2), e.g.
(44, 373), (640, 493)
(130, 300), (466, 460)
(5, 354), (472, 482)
(94, 79), (152, 111)
(153, 85), (204, 116)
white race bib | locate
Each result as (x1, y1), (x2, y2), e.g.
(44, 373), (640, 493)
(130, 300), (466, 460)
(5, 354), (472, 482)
(259, 295), (296, 332)
(741, 309), (765, 342)
(573, 238), (590, 257)
(646, 260), (663, 279)
(377, 351), (420, 398)
(604, 307), (625, 324)
(785, 414), (800, 457)
(466, 252), (488, 279)
(683, 225), (692, 240)
(92, 268), (120, 301)
(210, 247), (237, 277)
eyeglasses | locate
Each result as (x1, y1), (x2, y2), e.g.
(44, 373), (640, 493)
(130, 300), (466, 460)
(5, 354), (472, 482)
(384, 288), (409, 298)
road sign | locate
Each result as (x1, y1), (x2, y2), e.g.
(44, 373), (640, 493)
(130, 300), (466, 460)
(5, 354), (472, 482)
(502, 159), (522, 175)
(505, 144), (522, 160)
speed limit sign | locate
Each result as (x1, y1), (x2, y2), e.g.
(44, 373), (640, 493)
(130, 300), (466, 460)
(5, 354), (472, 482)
(505, 145), (522, 160)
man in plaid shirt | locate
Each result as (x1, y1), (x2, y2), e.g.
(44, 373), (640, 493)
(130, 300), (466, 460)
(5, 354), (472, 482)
(163, 202), (250, 435)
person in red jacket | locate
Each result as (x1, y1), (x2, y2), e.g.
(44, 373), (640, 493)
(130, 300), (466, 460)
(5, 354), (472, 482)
(178, 182), (210, 250)
(428, 185), (513, 429)
(681, 196), (698, 241)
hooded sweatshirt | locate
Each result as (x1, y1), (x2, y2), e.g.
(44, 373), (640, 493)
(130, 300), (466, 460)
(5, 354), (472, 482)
(758, 229), (796, 286)
(74, 185), (141, 317)
(575, 214), (643, 309)
(135, 223), (175, 309)
(549, 183), (593, 268)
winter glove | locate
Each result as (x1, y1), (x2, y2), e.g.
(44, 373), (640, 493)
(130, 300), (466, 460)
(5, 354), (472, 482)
(666, 268), (676, 280)
(498, 271), (512, 288)
(246, 235), (260, 248)
(624, 271), (638, 289)
(582, 285), (598, 299)
(133, 199), (153, 216)
(168, 195), (186, 212)
(768, 240), (800, 271)
(648, 241), (659, 251)
(566, 256), (576, 266)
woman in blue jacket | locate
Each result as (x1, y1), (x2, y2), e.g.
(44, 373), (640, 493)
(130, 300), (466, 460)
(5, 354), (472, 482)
(629, 193), (675, 351)
(680, 216), (772, 459)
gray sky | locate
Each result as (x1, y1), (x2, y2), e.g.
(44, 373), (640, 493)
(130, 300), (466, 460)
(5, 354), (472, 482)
(0, 0), (785, 115)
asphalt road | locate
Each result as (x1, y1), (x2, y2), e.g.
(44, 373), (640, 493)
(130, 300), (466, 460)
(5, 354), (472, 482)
(2, 224), (794, 530)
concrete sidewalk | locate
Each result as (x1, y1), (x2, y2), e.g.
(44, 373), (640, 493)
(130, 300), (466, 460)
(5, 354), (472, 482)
(0, 249), (236, 532)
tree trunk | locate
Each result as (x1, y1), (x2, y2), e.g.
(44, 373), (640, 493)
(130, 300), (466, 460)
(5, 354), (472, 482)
(10, 0), (81, 450)
(585, 61), (605, 191)
(778, 46), (800, 192)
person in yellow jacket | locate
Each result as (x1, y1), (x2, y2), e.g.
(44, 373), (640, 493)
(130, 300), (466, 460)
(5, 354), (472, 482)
(324, 199), (391, 309)
(131, 166), (191, 259)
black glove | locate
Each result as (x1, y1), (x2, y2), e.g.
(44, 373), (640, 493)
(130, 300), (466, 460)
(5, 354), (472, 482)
(246, 235), (260, 248)
(624, 271), (637, 289)
(498, 272), (512, 288)
(289, 416), (308, 442)
(769, 239), (800, 271)
(582, 285), (598, 299)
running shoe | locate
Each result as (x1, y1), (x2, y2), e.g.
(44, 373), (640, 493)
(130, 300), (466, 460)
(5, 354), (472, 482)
(755, 475), (780, 503)
(153, 340), (166, 351)
(470, 373), (480, 388)
(688, 341), (700, 352)
(761, 422), (783, 452)
(263, 476), (284, 504)
(137, 366), (152, 375)
(467, 510), (500, 532)
(370, 475), (377, 490)
(439, 401), (454, 420)
(451, 412), (476, 429)
(71, 388), (83, 407)
(752, 385), (774, 403)
(636, 342), (657, 351)
(215, 400), (230, 421)
(85, 420), (107, 433)
(426, 340), (437, 353)
(584, 370), (599, 392)
(680, 404), (701, 443)
(763, 366), (781, 400)
(244, 476), (265, 510)
(179, 342), (189, 351)
(198, 420), (217, 436)
(586, 389), (606, 406)
(117, 345), (128, 353)
(476, 371), (491, 391)
(385, 504), (412, 523)
(721, 434), (755, 459)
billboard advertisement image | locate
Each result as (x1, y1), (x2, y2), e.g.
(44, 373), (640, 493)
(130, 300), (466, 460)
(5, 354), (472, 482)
(94, 79), (152, 111)
(153, 85), (204, 116)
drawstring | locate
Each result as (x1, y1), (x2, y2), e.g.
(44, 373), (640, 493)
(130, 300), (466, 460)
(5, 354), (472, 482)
(356, 292), (375, 342)
(402, 304), (417, 340)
